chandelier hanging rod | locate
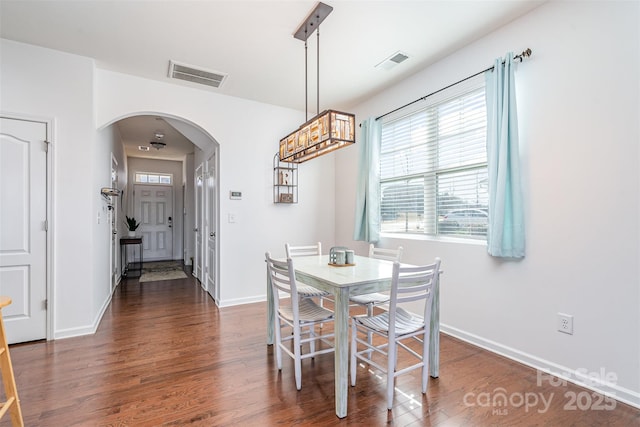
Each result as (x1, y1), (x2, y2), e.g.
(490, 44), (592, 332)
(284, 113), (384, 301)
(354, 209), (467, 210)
(295, 2), (333, 120)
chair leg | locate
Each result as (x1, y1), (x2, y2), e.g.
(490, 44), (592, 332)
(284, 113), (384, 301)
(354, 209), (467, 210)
(421, 329), (430, 394)
(387, 339), (396, 410)
(350, 320), (357, 387)
(293, 325), (302, 390)
(274, 319), (283, 370)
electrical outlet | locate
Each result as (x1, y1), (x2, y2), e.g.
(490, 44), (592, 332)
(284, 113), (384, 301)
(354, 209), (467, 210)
(557, 313), (573, 335)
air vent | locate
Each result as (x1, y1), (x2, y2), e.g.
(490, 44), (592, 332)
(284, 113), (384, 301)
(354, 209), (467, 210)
(168, 60), (227, 88)
(375, 51), (410, 70)
(389, 52), (409, 64)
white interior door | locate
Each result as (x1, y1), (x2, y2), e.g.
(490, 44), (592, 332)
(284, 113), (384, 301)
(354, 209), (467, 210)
(194, 165), (203, 283)
(0, 117), (48, 344)
(205, 152), (217, 301)
(135, 184), (173, 261)
(110, 155), (118, 291)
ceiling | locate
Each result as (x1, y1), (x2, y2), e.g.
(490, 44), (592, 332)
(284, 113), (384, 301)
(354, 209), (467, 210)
(0, 0), (544, 160)
(116, 115), (196, 161)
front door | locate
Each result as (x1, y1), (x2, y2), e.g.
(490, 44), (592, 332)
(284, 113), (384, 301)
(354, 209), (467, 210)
(0, 116), (48, 343)
(135, 184), (173, 261)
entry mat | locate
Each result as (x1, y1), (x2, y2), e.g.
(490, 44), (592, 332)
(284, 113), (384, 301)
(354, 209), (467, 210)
(139, 261), (188, 283)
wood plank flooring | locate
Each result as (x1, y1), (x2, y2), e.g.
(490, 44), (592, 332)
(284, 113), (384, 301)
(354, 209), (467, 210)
(3, 275), (639, 426)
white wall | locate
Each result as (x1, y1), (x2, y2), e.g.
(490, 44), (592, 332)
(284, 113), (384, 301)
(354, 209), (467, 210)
(94, 125), (126, 316)
(0, 39), (109, 337)
(335, 1), (639, 406)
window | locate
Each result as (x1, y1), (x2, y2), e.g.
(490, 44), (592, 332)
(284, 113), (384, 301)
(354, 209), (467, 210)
(380, 76), (488, 239)
(135, 172), (172, 185)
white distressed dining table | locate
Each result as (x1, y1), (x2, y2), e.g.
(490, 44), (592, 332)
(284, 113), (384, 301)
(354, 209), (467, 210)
(266, 254), (441, 418)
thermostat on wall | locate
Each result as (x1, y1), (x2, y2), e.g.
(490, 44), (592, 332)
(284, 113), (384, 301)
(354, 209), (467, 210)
(229, 191), (242, 200)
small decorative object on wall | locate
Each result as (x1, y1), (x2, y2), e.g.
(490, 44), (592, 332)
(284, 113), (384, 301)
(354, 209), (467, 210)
(273, 153), (298, 204)
(279, 170), (292, 185)
(125, 216), (140, 237)
(279, 193), (294, 203)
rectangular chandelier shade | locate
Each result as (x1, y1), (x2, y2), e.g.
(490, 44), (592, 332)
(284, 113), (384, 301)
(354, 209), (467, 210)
(279, 110), (355, 163)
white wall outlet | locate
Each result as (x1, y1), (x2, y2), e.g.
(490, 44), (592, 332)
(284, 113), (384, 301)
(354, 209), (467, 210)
(557, 313), (573, 335)
(228, 213), (236, 223)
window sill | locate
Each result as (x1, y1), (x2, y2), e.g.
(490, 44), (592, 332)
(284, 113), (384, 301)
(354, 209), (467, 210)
(380, 232), (487, 246)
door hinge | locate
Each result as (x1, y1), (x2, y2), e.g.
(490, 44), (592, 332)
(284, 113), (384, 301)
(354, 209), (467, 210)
(44, 140), (51, 153)
(44, 220), (48, 231)
(43, 299), (48, 310)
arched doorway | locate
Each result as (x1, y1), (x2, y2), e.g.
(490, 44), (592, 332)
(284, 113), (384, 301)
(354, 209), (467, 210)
(99, 113), (220, 303)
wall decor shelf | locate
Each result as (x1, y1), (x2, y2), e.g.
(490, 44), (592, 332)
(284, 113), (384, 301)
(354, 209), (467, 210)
(273, 153), (298, 204)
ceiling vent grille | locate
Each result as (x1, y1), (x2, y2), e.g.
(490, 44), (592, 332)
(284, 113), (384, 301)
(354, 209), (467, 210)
(375, 51), (410, 70)
(389, 52), (409, 64)
(168, 60), (227, 88)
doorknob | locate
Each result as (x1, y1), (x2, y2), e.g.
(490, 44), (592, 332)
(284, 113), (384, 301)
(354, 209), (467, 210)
(194, 227), (199, 232)
(112, 230), (118, 235)
(210, 232), (215, 237)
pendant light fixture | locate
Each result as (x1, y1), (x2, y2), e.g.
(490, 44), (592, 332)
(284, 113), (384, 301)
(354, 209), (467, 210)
(279, 2), (355, 163)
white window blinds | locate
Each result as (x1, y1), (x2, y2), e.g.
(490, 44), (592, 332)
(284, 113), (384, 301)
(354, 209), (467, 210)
(379, 75), (488, 239)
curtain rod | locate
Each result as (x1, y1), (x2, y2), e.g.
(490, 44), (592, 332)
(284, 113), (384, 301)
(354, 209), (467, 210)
(373, 48), (532, 122)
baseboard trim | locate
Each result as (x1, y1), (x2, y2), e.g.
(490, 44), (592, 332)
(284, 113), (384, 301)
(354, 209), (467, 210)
(440, 324), (640, 410)
(218, 295), (265, 308)
(54, 292), (112, 340)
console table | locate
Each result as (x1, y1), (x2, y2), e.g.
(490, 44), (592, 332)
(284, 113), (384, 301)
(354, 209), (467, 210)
(120, 237), (143, 278)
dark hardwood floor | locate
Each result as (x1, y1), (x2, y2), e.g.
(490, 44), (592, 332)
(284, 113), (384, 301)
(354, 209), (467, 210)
(3, 275), (639, 426)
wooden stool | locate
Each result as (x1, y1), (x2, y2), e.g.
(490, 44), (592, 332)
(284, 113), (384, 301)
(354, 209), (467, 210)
(0, 297), (23, 426)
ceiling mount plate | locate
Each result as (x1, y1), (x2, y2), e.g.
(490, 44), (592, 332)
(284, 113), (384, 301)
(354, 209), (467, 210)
(293, 2), (333, 41)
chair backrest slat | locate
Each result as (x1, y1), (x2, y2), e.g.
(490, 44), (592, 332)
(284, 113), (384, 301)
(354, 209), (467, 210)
(369, 244), (403, 262)
(265, 252), (298, 297)
(266, 252), (302, 330)
(285, 242), (322, 258)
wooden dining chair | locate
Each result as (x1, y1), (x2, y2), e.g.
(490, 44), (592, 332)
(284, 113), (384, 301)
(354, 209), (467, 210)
(285, 242), (331, 306)
(350, 258), (441, 409)
(349, 244), (404, 316)
(0, 297), (23, 426)
(265, 252), (335, 390)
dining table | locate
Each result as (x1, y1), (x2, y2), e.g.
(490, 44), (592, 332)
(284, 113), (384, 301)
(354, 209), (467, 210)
(266, 254), (441, 418)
